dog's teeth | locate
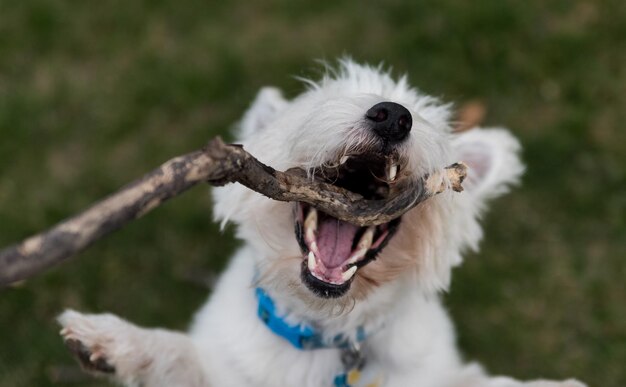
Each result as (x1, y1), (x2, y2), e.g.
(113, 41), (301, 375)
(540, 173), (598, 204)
(341, 266), (357, 282)
(307, 251), (317, 272)
(348, 227), (375, 264)
(348, 247), (367, 264)
(358, 226), (376, 250)
(340, 155), (349, 165)
(310, 241), (320, 255)
(304, 208), (318, 242)
(306, 227), (315, 243)
(304, 208), (318, 231)
(388, 164), (398, 181)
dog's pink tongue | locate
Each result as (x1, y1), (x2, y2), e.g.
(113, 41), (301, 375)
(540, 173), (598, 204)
(317, 218), (359, 268)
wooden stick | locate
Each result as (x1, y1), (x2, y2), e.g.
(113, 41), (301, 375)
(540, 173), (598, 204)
(0, 137), (466, 287)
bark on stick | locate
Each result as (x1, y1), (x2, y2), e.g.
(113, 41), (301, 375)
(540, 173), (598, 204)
(0, 137), (466, 287)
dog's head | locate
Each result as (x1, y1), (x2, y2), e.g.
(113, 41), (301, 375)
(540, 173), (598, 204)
(213, 60), (523, 309)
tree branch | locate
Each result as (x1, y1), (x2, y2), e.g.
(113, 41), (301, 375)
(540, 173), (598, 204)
(0, 137), (466, 287)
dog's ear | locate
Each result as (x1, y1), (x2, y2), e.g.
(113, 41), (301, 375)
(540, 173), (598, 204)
(238, 87), (288, 139)
(452, 128), (524, 202)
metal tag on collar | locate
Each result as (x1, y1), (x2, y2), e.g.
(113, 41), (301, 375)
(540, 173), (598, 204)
(340, 341), (365, 372)
(335, 342), (376, 387)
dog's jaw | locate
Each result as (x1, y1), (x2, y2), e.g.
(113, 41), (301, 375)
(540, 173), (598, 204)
(292, 149), (406, 299)
(295, 203), (402, 298)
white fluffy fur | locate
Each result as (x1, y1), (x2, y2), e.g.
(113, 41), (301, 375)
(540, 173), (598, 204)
(58, 61), (585, 387)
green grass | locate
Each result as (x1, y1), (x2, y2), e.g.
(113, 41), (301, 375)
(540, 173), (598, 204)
(0, 1), (624, 386)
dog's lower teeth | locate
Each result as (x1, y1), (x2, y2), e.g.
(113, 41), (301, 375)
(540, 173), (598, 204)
(307, 251), (317, 271)
(341, 266), (357, 282)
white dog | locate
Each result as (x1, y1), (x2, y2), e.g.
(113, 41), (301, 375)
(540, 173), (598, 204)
(58, 60), (585, 387)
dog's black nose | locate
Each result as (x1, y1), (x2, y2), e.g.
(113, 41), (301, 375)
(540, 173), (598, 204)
(365, 102), (412, 144)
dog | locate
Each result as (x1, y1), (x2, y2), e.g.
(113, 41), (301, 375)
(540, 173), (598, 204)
(58, 60), (586, 387)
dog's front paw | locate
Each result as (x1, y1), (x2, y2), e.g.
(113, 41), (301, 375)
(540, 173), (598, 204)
(58, 309), (138, 377)
(62, 336), (116, 374)
(58, 309), (207, 387)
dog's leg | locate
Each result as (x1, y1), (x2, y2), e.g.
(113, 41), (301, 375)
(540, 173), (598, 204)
(58, 309), (208, 387)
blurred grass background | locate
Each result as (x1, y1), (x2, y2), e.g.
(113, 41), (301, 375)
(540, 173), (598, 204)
(0, 0), (624, 386)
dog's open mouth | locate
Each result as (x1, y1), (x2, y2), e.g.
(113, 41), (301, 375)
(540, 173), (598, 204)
(294, 153), (403, 298)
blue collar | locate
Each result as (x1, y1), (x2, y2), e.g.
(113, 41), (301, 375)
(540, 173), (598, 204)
(255, 288), (367, 351)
